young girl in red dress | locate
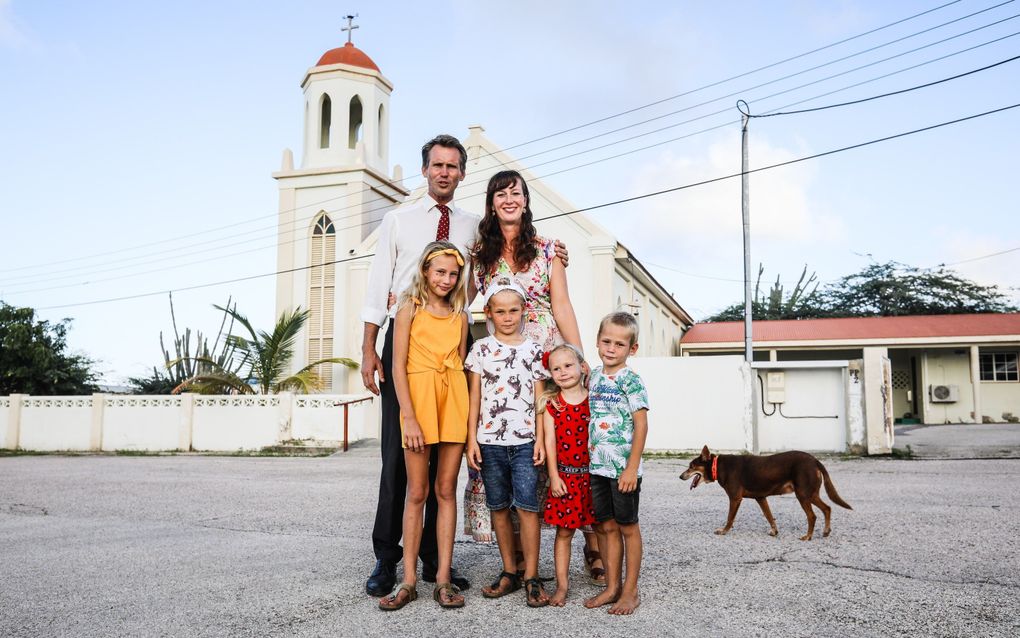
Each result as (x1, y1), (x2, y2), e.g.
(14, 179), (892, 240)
(540, 343), (596, 606)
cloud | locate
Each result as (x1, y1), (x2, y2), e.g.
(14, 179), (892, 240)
(624, 131), (844, 248)
(0, 0), (30, 49)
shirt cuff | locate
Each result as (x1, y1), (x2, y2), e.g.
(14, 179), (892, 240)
(360, 306), (388, 326)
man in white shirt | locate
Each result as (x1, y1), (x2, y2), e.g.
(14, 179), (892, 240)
(361, 134), (477, 596)
(360, 134), (569, 597)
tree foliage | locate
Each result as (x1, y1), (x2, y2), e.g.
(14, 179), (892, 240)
(706, 261), (1017, 321)
(172, 304), (357, 395)
(822, 262), (1017, 317)
(0, 302), (98, 395)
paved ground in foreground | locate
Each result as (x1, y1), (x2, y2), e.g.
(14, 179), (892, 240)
(1, 444), (1018, 637)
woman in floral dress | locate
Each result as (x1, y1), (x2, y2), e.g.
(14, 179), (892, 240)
(463, 170), (604, 584)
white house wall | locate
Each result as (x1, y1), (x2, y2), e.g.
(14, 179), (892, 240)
(982, 383), (1020, 421)
(922, 349), (975, 424)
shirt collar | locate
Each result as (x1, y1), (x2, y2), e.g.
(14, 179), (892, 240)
(425, 193), (456, 215)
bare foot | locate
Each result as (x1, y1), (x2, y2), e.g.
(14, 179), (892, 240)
(583, 588), (619, 609)
(608, 591), (640, 615)
(549, 586), (568, 607)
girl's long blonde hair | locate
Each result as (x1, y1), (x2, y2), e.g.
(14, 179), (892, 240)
(399, 241), (468, 316)
(537, 343), (588, 413)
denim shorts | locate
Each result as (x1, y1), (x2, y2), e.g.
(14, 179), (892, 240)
(479, 443), (540, 512)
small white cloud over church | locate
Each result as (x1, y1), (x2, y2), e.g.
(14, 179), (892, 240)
(273, 33), (693, 394)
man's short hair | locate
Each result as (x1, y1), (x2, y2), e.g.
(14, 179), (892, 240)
(421, 134), (467, 172)
(598, 311), (640, 345)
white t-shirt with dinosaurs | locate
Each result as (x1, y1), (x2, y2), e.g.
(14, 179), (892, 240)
(464, 335), (548, 446)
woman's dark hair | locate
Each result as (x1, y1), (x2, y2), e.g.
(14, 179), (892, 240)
(473, 170), (538, 277)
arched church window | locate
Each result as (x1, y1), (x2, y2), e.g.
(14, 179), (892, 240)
(313, 214), (335, 235)
(348, 95), (363, 149)
(308, 213), (337, 388)
(320, 95), (332, 149)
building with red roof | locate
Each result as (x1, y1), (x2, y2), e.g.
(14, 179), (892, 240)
(680, 313), (1020, 425)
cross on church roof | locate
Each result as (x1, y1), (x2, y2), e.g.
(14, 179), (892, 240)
(341, 14), (359, 44)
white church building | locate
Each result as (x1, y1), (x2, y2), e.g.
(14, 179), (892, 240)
(272, 36), (693, 394)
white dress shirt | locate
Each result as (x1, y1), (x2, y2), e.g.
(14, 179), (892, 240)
(360, 194), (481, 326)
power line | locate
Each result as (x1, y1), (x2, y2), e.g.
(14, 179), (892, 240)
(0, 0), (995, 277)
(7, 25), (1018, 293)
(8, 31), (1019, 295)
(32, 101), (1020, 311)
(747, 53), (1020, 117)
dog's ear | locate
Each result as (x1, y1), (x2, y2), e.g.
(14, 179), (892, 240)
(700, 445), (711, 461)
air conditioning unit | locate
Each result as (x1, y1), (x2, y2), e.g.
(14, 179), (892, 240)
(930, 384), (959, 403)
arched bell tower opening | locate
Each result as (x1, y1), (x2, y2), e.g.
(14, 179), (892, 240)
(319, 94), (332, 149)
(348, 95), (363, 149)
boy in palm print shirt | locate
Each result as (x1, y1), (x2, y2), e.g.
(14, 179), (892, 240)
(584, 312), (648, 615)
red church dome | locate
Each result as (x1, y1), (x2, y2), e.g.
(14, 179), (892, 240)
(316, 42), (380, 71)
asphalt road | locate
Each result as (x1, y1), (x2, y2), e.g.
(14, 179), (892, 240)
(1, 444), (1017, 637)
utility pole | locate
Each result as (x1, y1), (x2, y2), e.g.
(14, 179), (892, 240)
(738, 100), (753, 363)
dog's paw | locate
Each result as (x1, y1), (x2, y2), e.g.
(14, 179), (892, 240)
(768, 529), (779, 537)
(714, 528), (729, 535)
(799, 534), (813, 541)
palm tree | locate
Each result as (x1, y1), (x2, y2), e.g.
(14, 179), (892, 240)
(172, 305), (357, 394)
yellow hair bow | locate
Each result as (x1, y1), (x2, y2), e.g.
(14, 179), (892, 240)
(426, 248), (465, 267)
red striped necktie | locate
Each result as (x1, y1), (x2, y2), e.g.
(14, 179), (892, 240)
(436, 204), (450, 241)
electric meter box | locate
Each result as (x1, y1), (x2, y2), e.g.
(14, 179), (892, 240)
(766, 371), (786, 404)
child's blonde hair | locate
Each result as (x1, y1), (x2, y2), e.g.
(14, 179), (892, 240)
(399, 241), (468, 316)
(537, 343), (588, 413)
(597, 311), (640, 346)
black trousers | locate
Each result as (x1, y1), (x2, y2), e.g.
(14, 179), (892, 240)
(371, 319), (440, 565)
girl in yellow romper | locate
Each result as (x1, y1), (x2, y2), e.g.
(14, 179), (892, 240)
(378, 242), (470, 611)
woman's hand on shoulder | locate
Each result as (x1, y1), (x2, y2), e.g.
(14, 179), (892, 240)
(552, 239), (568, 268)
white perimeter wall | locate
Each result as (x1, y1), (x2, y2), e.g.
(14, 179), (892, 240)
(4, 359), (881, 454)
(628, 356), (753, 453)
(2, 393), (376, 452)
(754, 367), (850, 453)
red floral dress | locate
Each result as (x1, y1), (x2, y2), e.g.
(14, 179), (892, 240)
(543, 395), (595, 529)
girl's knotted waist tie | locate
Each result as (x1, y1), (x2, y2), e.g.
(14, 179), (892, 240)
(408, 355), (463, 388)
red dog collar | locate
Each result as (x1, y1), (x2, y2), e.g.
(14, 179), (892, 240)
(711, 455), (718, 481)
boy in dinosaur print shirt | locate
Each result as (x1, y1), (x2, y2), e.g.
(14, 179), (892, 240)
(464, 278), (551, 606)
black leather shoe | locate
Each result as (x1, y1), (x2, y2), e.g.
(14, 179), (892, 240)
(365, 559), (397, 597)
(421, 562), (471, 591)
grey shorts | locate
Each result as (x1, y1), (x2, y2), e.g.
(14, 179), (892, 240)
(591, 474), (641, 525)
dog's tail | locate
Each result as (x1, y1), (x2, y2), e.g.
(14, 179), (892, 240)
(817, 461), (852, 510)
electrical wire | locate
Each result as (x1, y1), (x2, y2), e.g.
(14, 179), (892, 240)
(0, 0), (1003, 277)
(30, 100), (1020, 311)
(746, 53), (1020, 117)
(7, 27), (1019, 293)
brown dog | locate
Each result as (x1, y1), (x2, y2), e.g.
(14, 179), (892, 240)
(680, 445), (851, 540)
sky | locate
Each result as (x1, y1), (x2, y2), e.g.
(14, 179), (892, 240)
(2, 0), (1019, 384)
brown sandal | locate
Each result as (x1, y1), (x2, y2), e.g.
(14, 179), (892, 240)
(583, 547), (607, 587)
(378, 583), (417, 611)
(433, 582), (465, 609)
(482, 571), (522, 598)
(525, 577), (549, 608)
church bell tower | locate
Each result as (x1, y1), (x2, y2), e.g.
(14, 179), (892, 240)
(273, 17), (408, 393)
